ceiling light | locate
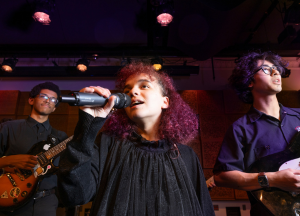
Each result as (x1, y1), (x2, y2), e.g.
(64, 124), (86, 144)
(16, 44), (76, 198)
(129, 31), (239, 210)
(151, 57), (163, 71)
(76, 58), (90, 72)
(156, 2), (174, 26)
(157, 13), (173, 26)
(1, 58), (18, 72)
(32, 0), (55, 25)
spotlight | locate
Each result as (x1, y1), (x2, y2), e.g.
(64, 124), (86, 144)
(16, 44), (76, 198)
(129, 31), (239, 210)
(1, 58), (18, 72)
(156, 2), (174, 26)
(32, 0), (55, 25)
(151, 57), (163, 71)
(76, 58), (90, 72)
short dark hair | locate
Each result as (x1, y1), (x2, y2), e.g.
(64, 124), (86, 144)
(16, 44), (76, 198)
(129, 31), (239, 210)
(29, 82), (61, 107)
(229, 51), (289, 104)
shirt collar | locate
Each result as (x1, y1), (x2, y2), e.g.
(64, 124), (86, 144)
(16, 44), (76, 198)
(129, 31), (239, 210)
(247, 106), (263, 123)
(280, 104), (300, 116)
(26, 116), (50, 130)
(247, 103), (299, 123)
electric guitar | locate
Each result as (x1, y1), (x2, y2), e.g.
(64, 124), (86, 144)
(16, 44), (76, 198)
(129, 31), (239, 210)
(0, 135), (73, 212)
(248, 131), (300, 216)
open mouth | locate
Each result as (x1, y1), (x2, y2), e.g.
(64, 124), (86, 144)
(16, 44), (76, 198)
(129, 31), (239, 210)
(273, 79), (281, 84)
(130, 100), (144, 107)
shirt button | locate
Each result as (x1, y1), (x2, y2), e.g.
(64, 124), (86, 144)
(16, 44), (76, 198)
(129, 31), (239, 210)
(266, 145), (270, 149)
(281, 124), (284, 127)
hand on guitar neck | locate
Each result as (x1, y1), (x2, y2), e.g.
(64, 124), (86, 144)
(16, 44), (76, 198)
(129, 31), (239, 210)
(0, 155), (38, 172)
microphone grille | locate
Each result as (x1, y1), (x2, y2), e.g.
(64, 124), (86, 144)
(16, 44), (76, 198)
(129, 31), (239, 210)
(114, 93), (131, 109)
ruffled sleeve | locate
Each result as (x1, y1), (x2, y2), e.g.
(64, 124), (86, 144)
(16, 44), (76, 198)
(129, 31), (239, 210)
(57, 109), (107, 206)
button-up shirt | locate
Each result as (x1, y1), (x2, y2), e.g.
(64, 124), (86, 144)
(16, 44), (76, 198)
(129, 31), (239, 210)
(0, 116), (68, 190)
(214, 104), (300, 173)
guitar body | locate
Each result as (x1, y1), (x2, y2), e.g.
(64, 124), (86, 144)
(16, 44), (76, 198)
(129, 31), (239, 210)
(0, 172), (39, 210)
(248, 132), (300, 216)
(0, 136), (73, 212)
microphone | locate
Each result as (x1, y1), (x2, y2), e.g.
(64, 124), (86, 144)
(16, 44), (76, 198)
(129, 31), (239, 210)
(59, 92), (131, 109)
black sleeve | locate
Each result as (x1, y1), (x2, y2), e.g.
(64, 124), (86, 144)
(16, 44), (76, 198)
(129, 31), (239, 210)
(57, 110), (107, 206)
(213, 124), (245, 174)
(179, 145), (215, 216)
(0, 123), (9, 157)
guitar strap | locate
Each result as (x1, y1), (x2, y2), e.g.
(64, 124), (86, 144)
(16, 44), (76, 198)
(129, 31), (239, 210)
(48, 127), (61, 146)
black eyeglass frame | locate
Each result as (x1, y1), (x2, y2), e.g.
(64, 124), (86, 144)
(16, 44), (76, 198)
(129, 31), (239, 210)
(254, 65), (283, 76)
(37, 93), (58, 105)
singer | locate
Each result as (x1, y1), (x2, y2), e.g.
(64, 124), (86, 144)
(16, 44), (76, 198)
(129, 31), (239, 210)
(57, 62), (214, 216)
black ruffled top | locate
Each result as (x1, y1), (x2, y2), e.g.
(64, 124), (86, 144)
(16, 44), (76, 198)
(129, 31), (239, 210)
(58, 110), (215, 216)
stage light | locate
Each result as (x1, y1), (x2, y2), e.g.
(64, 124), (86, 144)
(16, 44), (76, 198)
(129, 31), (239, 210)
(151, 57), (163, 71)
(33, 0), (55, 25)
(76, 58), (90, 72)
(156, 2), (174, 26)
(33, 12), (51, 25)
(1, 58), (18, 72)
(157, 13), (173, 26)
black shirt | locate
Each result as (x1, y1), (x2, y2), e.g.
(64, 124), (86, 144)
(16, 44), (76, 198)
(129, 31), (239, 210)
(0, 116), (68, 190)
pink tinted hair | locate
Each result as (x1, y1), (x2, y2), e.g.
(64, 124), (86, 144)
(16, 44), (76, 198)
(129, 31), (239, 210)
(103, 62), (198, 144)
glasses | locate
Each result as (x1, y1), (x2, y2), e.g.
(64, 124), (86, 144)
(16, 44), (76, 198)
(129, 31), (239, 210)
(254, 65), (283, 76)
(38, 93), (58, 105)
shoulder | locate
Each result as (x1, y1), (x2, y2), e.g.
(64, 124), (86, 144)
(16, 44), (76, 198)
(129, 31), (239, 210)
(232, 114), (248, 127)
(0, 119), (25, 128)
(177, 143), (196, 155)
(177, 144), (199, 163)
(284, 106), (300, 115)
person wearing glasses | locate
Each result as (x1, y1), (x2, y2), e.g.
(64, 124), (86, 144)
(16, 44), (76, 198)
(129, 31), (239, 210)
(213, 51), (300, 215)
(0, 82), (68, 216)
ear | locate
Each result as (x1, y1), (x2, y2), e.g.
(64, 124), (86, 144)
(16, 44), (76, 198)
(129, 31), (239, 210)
(51, 107), (56, 113)
(161, 96), (169, 109)
(28, 97), (34, 105)
(248, 79), (254, 88)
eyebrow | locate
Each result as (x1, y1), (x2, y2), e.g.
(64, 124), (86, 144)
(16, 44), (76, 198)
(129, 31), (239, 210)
(40, 93), (57, 99)
(123, 79), (152, 90)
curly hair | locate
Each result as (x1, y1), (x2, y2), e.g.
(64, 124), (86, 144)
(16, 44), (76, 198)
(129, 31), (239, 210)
(102, 62), (198, 144)
(29, 82), (61, 107)
(229, 51), (289, 104)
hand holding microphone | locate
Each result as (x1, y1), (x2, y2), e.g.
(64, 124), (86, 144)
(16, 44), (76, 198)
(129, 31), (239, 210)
(59, 86), (131, 118)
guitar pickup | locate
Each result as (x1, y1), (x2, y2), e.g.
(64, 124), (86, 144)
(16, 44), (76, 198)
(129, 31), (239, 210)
(6, 173), (17, 187)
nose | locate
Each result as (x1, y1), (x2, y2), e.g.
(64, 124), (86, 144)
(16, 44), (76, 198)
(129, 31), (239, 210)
(271, 68), (280, 76)
(129, 87), (139, 97)
(44, 97), (50, 103)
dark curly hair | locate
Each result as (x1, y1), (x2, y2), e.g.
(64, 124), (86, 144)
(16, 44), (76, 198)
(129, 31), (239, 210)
(29, 82), (61, 107)
(229, 51), (289, 104)
(102, 62), (198, 144)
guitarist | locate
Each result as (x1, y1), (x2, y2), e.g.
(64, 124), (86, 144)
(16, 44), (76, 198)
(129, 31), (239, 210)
(213, 51), (300, 215)
(0, 82), (68, 216)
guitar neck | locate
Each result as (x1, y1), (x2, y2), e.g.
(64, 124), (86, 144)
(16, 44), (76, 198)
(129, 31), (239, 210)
(40, 135), (73, 161)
